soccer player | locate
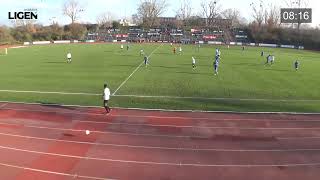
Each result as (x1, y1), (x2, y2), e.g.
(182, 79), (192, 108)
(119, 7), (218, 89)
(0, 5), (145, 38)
(192, 57), (196, 69)
(214, 55), (220, 75)
(242, 46), (245, 51)
(103, 84), (111, 114)
(265, 55), (271, 65)
(261, 51), (264, 57)
(67, 52), (72, 63)
(215, 48), (219, 57)
(140, 49), (144, 56)
(173, 47), (176, 54)
(270, 55), (275, 64)
(294, 60), (300, 71)
(144, 55), (149, 67)
(179, 46), (182, 55)
(120, 44), (124, 50)
(127, 44), (130, 51)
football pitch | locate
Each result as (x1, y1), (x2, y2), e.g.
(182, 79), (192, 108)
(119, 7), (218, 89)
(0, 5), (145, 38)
(0, 43), (319, 112)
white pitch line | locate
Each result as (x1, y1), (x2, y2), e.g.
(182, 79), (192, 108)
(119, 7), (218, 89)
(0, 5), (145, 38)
(112, 43), (164, 95)
(0, 89), (100, 96)
(0, 162), (115, 180)
(1, 132), (320, 152)
(1, 100), (320, 117)
(1, 89), (320, 103)
(1, 144), (320, 167)
(113, 94), (320, 102)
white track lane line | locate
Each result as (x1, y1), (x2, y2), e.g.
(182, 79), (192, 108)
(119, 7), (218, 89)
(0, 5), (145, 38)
(0, 121), (319, 140)
(2, 106), (320, 123)
(1, 100), (320, 115)
(1, 131), (320, 152)
(2, 118), (320, 131)
(0, 162), (116, 180)
(112, 43), (164, 95)
(1, 144), (320, 167)
(0, 103), (8, 109)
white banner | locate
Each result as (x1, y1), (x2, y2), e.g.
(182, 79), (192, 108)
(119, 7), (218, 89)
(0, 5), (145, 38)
(53, 40), (71, 44)
(280, 45), (295, 49)
(259, 43), (277, 47)
(33, 41), (51, 45)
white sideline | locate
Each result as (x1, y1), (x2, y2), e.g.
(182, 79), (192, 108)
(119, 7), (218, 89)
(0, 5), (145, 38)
(1, 144), (320, 167)
(2, 131), (320, 152)
(0, 162), (115, 180)
(0, 89), (100, 96)
(113, 94), (320, 102)
(112, 43), (164, 95)
(0, 100), (320, 115)
(1, 89), (320, 103)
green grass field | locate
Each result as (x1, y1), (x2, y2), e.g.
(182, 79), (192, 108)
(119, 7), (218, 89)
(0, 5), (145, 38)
(0, 43), (320, 112)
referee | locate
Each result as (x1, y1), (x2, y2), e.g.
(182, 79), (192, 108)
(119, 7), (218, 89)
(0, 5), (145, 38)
(103, 84), (111, 114)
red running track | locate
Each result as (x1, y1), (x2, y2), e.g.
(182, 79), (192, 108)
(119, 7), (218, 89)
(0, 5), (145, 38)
(1, 102), (320, 180)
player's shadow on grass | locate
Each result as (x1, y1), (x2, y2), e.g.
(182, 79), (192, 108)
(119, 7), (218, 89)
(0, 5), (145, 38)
(175, 71), (212, 76)
(153, 52), (173, 55)
(264, 68), (291, 72)
(45, 62), (66, 64)
(36, 101), (76, 110)
(152, 65), (180, 69)
(230, 63), (261, 67)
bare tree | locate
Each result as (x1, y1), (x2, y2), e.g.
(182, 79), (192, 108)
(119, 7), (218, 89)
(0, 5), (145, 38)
(283, 0), (309, 29)
(176, 0), (192, 20)
(62, 0), (84, 24)
(265, 4), (280, 28)
(137, 0), (168, 28)
(250, 0), (265, 27)
(222, 8), (245, 27)
(200, 0), (222, 26)
(97, 12), (114, 28)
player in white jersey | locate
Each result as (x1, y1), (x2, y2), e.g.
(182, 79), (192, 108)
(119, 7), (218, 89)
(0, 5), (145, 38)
(67, 52), (72, 63)
(192, 57), (196, 69)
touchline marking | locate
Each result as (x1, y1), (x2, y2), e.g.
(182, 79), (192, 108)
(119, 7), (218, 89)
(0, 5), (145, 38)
(1, 89), (320, 102)
(1, 100), (320, 115)
(113, 94), (320, 102)
(0, 162), (115, 180)
(1, 145), (320, 167)
(0, 89), (100, 96)
(1, 132), (320, 152)
(112, 43), (164, 95)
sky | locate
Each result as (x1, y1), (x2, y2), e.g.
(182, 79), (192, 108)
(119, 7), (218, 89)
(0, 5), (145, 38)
(0, 0), (319, 27)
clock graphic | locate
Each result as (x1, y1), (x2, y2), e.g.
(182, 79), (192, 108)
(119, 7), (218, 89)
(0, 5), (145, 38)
(281, 8), (312, 23)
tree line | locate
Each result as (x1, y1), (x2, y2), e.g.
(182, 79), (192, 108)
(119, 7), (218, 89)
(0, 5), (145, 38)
(0, 0), (319, 50)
